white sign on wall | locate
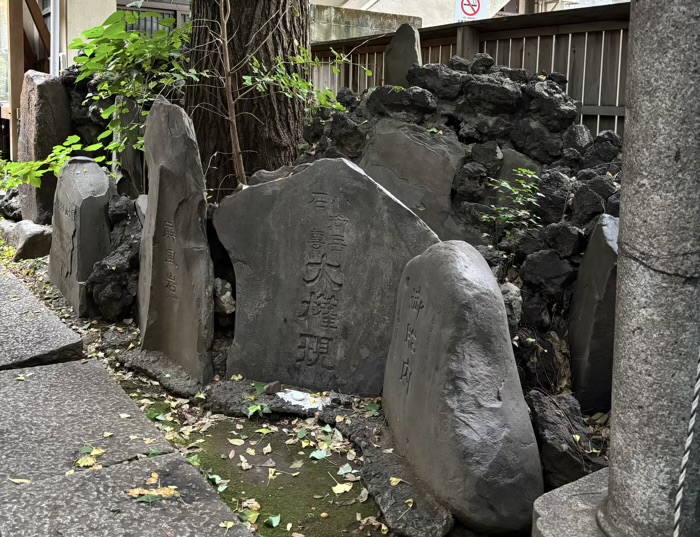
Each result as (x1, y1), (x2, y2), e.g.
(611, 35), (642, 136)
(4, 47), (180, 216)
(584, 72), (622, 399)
(455, 0), (489, 21)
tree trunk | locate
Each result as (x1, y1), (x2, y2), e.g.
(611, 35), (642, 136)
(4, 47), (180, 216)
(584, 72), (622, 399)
(186, 0), (236, 198)
(186, 0), (309, 194)
(230, 0), (309, 175)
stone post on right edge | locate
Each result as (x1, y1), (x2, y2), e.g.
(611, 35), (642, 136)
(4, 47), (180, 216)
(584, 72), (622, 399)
(597, 1), (700, 536)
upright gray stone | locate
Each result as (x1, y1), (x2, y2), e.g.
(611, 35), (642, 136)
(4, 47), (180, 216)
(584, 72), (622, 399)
(359, 119), (468, 240)
(18, 70), (72, 225)
(384, 24), (422, 87)
(138, 98), (214, 384)
(383, 241), (543, 533)
(213, 158), (439, 395)
(49, 157), (115, 316)
(568, 214), (619, 413)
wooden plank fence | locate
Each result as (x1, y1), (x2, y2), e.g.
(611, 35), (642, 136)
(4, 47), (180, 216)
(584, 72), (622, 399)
(311, 3), (630, 137)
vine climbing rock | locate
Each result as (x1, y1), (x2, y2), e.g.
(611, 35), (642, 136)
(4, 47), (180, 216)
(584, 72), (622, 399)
(138, 98), (214, 384)
(383, 241), (543, 533)
(214, 158), (439, 395)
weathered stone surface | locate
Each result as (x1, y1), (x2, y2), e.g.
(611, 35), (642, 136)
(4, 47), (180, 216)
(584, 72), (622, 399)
(572, 183), (605, 226)
(138, 98), (214, 384)
(461, 74), (523, 114)
(87, 195), (142, 322)
(250, 163), (312, 185)
(384, 23), (422, 86)
(520, 249), (575, 301)
(569, 214), (619, 412)
(383, 241), (543, 532)
(501, 281), (522, 338)
(0, 361), (173, 481)
(367, 86), (437, 123)
(511, 118), (562, 164)
(528, 390), (605, 489)
(542, 222), (584, 258)
(359, 119), (467, 240)
(579, 130), (622, 169)
(18, 70), (72, 225)
(0, 453), (252, 537)
(532, 469), (608, 537)
(563, 124), (594, 155)
(0, 269), (82, 370)
(214, 158), (439, 395)
(0, 188), (22, 221)
(407, 63), (468, 100)
(469, 53), (495, 75)
(525, 80), (578, 133)
(536, 169), (574, 224)
(49, 157), (115, 316)
(8, 220), (52, 260)
(135, 194), (148, 224)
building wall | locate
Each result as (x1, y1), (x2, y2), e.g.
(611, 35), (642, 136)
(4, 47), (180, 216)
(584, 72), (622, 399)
(312, 5), (422, 42)
(536, 0), (629, 12)
(61, 0), (114, 66)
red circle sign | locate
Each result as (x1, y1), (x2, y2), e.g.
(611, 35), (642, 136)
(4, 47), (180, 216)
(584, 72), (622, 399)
(461, 0), (481, 16)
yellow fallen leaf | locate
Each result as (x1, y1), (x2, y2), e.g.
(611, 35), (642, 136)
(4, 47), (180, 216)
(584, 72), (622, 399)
(146, 473), (159, 486)
(332, 482), (353, 494)
(405, 498), (414, 508)
(573, 434), (581, 443)
(219, 521), (235, 530)
(76, 456), (97, 468)
(231, 374), (243, 381)
(262, 444), (272, 455)
(239, 455), (252, 471)
(119, 413), (130, 419)
(128, 435), (138, 441)
(65, 469), (75, 476)
(390, 477), (404, 486)
(103, 432), (113, 438)
(15, 376), (26, 381)
(228, 438), (245, 446)
(246, 448), (256, 456)
(268, 468), (279, 480)
(8, 478), (31, 485)
(144, 438), (155, 445)
(381, 523), (389, 534)
(90, 448), (105, 457)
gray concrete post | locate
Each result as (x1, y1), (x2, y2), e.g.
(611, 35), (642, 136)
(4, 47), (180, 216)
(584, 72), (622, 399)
(596, 1), (700, 536)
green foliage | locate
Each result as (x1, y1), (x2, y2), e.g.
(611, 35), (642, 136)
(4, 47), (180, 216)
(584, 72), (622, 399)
(1, 10), (200, 190)
(481, 168), (544, 238)
(243, 45), (371, 113)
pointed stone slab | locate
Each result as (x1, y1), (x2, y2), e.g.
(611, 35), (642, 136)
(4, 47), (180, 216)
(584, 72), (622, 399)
(49, 157), (116, 316)
(0, 454), (253, 537)
(0, 269), (82, 370)
(214, 158), (439, 395)
(383, 241), (543, 533)
(18, 70), (72, 225)
(568, 214), (619, 413)
(384, 23), (422, 87)
(0, 361), (173, 483)
(139, 98), (214, 383)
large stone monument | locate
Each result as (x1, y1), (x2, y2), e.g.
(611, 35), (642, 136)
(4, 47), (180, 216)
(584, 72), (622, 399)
(359, 119), (469, 241)
(49, 157), (115, 316)
(384, 24), (422, 87)
(213, 158), (439, 395)
(383, 241), (543, 533)
(568, 214), (619, 412)
(138, 98), (214, 384)
(532, 2), (700, 536)
(18, 70), (72, 225)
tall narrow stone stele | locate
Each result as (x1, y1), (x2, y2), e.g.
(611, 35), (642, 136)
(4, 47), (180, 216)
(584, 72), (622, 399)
(49, 157), (115, 317)
(138, 98), (214, 383)
(18, 70), (72, 225)
(384, 24), (422, 87)
(214, 158), (439, 395)
(383, 241), (543, 533)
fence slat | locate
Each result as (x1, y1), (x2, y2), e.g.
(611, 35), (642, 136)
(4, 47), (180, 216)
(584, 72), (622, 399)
(511, 37), (525, 69)
(552, 32), (570, 76)
(538, 35), (554, 75)
(583, 31), (603, 106)
(568, 32), (587, 102)
(523, 36), (538, 73)
(497, 38), (510, 66)
(618, 29), (629, 106)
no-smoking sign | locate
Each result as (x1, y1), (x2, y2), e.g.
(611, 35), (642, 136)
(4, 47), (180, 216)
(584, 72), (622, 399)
(455, 0), (488, 21)
(461, 0), (481, 16)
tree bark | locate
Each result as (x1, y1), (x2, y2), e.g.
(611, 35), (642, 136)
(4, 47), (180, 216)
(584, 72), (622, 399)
(186, 0), (309, 194)
(230, 0), (309, 175)
(186, 0), (236, 198)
